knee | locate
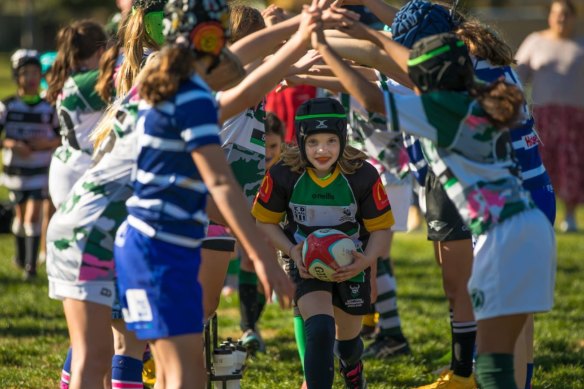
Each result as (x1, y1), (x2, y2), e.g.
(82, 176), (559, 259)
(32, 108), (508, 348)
(304, 314), (335, 349)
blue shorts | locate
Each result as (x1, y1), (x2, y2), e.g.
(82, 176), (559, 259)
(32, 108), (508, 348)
(114, 222), (204, 340)
(529, 184), (556, 226)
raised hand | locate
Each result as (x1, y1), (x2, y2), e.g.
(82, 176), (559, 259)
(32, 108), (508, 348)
(322, 5), (359, 29)
(288, 50), (323, 76)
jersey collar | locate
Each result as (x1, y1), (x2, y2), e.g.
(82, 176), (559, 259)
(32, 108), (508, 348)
(307, 165), (341, 188)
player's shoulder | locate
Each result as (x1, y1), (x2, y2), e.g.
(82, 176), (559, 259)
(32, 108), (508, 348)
(1, 95), (19, 107)
(346, 161), (380, 184)
(269, 160), (300, 186)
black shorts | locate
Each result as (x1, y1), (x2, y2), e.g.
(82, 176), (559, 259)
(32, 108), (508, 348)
(425, 171), (471, 242)
(9, 188), (49, 205)
(284, 257), (371, 316)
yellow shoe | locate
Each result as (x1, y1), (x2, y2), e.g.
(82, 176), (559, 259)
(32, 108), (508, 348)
(142, 356), (156, 388)
(414, 370), (477, 389)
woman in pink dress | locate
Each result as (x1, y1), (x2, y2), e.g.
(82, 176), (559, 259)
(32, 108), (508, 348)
(516, 0), (584, 232)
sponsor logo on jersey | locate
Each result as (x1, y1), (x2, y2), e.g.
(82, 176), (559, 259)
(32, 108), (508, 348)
(339, 207), (353, 223)
(258, 173), (273, 203)
(250, 128), (266, 147)
(293, 205), (307, 222)
(523, 134), (539, 149)
(311, 192), (335, 200)
(372, 177), (390, 211)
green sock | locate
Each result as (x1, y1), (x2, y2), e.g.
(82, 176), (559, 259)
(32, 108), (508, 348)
(476, 353), (517, 389)
(293, 313), (306, 373)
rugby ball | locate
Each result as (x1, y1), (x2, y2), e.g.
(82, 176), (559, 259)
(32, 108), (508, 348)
(302, 229), (356, 282)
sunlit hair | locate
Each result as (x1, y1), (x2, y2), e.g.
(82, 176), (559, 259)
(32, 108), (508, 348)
(140, 46), (195, 105)
(229, 4), (266, 43)
(456, 18), (514, 66)
(116, 8), (162, 98)
(468, 79), (525, 129)
(46, 20), (107, 104)
(281, 144), (367, 174)
(96, 12), (130, 103)
(91, 53), (160, 150)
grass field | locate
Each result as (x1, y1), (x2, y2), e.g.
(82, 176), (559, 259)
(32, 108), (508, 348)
(1, 217), (583, 388)
(0, 52), (583, 388)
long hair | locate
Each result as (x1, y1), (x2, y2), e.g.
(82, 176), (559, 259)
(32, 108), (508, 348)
(91, 53), (161, 150)
(229, 4), (265, 44)
(140, 46), (195, 105)
(46, 20), (107, 104)
(456, 18), (514, 66)
(468, 79), (524, 129)
(117, 8), (162, 98)
(96, 12), (130, 103)
(281, 144), (367, 175)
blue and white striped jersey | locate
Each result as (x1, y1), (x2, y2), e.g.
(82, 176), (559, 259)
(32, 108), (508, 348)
(126, 74), (221, 248)
(473, 58), (551, 190)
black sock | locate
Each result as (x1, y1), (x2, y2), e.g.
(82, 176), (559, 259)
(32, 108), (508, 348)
(334, 336), (364, 368)
(239, 270), (259, 331)
(255, 292), (266, 323)
(25, 235), (40, 275)
(14, 235), (26, 268)
(304, 315), (335, 389)
(452, 321), (476, 377)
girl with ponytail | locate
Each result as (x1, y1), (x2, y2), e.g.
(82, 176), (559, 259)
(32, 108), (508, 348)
(313, 14), (556, 388)
(46, 20), (107, 208)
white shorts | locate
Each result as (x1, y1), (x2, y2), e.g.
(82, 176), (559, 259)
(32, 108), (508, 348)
(385, 182), (412, 232)
(48, 147), (92, 207)
(468, 209), (556, 321)
(48, 278), (116, 307)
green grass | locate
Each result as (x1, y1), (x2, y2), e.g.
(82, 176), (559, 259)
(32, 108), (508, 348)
(1, 215), (583, 388)
(0, 51), (582, 387)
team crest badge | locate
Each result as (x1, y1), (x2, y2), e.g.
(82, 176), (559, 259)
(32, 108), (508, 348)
(372, 177), (390, 211)
(258, 172), (273, 203)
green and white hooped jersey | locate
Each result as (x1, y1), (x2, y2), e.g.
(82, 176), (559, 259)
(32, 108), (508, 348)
(252, 162), (394, 252)
(219, 101), (266, 206)
(56, 69), (106, 157)
(383, 89), (534, 235)
(47, 101), (138, 284)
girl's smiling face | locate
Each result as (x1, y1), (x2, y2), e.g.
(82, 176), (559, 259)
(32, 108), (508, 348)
(305, 132), (340, 177)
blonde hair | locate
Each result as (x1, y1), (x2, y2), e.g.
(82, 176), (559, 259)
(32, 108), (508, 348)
(116, 8), (161, 98)
(281, 144), (367, 174)
(96, 12), (130, 103)
(229, 4), (265, 43)
(91, 53), (160, 150)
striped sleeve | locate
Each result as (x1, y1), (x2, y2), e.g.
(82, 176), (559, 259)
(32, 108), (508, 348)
(175, 92), (220, 152)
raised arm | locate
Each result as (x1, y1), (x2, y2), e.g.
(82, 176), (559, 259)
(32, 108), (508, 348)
(192, 144), (295, 307)
(218, 8), (318, 122)
(313, 25), (386, 113)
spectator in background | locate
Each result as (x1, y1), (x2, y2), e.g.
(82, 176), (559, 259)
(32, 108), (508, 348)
(516, 0), (584, 232)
